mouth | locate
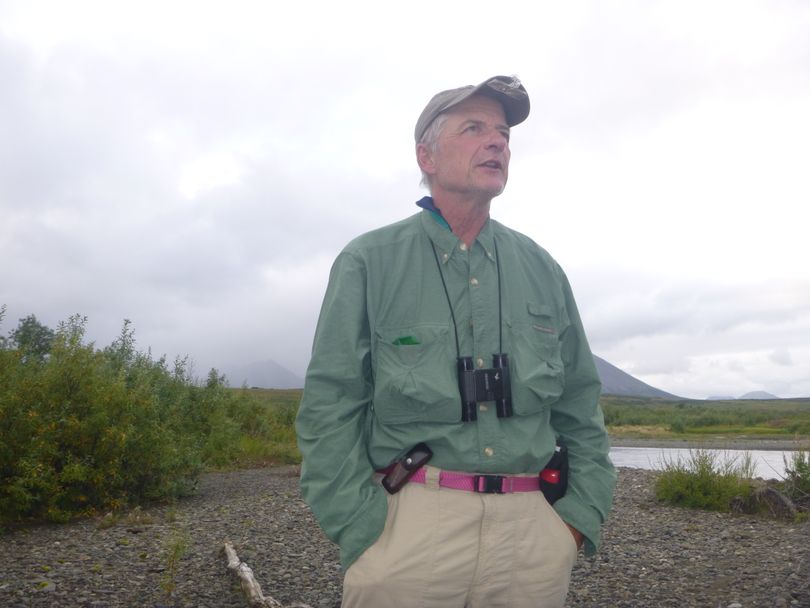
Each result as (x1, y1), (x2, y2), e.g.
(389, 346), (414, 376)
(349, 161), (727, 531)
(479, 160), (503, 171)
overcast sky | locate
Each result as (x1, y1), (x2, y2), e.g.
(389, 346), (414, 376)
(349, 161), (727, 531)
(1, 0), (808, 399)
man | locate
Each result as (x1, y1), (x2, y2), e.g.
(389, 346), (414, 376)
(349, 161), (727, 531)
(296, 75), (615, 607)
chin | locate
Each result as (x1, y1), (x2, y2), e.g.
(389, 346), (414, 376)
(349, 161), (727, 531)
(483, 181), (507, 197)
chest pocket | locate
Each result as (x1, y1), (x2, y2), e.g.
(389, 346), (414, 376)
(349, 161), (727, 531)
(372, 324), (459, 424)
(507, 302), (565, 415)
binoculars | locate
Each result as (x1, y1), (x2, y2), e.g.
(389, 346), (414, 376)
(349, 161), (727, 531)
(457, 353), (513, 422)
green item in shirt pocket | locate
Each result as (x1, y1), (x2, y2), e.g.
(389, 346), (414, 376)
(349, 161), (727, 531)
(392, 335), (421, 346)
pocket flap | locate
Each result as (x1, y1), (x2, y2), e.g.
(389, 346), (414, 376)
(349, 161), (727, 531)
(527, 302), (557, 334)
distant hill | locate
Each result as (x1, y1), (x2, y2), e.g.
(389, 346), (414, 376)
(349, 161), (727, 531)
(223, 359), (304, 389)
(738, 391), (779, 400)
(593, 355), (680, 399)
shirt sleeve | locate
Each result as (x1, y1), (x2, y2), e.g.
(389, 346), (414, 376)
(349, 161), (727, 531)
(295, 250), (388, 570)
(549, 269), (616, 556)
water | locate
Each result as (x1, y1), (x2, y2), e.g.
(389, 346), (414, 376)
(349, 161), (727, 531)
(609, 446), (796, 480)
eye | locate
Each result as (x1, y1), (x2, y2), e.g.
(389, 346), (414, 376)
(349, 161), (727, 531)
(463, 124), (480, 134)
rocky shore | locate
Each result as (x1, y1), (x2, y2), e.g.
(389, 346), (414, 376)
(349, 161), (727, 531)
(1, 466), (808, 607)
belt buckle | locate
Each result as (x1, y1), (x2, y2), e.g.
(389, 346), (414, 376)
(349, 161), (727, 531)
(473, 474), (505, 494)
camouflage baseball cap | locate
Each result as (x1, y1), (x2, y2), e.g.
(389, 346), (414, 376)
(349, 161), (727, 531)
(414, 75), (530, 143)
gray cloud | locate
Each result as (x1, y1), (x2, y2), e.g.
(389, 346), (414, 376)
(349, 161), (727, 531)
(769, 349), (793, 367)
(2, 1), (809, 397)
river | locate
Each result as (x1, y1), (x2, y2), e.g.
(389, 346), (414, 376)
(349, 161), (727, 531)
(609, 446), (796, 479)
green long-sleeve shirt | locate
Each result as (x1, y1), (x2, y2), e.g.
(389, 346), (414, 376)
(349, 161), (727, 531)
(296, 204), (615, 569)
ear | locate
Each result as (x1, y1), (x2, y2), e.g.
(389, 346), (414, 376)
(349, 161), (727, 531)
(416, 143), (437, 176)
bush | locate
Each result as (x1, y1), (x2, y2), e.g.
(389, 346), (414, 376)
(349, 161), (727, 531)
(1, 316), (197, 521)
(0, 312), (281, 523)
(782, 450), (810, 508)
(669, 418), (686, 434)
(655, 449), (755, 511)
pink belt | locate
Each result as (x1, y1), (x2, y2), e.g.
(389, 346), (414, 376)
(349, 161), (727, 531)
(377, 466), (560, 494)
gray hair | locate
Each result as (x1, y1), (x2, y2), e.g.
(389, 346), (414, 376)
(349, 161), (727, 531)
(417, 113), (449, 189)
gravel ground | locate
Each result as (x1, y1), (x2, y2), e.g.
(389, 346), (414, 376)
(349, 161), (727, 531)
(1, 466), (808, 608)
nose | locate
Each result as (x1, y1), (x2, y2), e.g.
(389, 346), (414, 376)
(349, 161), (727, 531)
(485, 129), (508, 151)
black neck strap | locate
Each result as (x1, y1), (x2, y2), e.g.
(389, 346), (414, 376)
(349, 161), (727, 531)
(430, 238), (504, 358)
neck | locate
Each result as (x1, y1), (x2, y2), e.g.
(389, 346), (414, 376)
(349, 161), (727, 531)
(432, 193), (491, 247)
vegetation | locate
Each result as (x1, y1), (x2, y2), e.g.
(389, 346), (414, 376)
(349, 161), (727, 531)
(606, 395), (810, 516)
(160, 526), (190, 597)
(783, 450), (810, 509)
(654, 447), (810, 517)
(3, 304), (809, 526)
(0, 308), (300, 525)
(602, 395), (810, 441)
(654, 449), (756, 511)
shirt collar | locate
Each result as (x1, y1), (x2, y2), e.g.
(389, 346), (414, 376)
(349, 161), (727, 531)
(416, 196), (497, 264)
(415, 195), (450, 230)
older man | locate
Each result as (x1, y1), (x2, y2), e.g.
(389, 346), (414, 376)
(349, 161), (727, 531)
(296, 75), (615, 607)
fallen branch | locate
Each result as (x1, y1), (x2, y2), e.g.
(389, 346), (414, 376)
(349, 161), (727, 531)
(222, 541), (313, 608)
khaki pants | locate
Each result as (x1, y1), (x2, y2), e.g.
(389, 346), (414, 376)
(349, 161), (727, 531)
(342, 466), (578, 607)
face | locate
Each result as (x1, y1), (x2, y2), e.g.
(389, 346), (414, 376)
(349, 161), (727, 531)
(418, 94), (511, 200)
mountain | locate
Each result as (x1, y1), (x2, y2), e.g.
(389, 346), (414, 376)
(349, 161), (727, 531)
(593, 355), (680, 399)
(223, 359), (304, 389)
(738, 391), (779, 400)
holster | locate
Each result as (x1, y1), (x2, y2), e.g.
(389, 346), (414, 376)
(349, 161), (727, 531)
(539, 443), (569, 504)
(381, 443), (433, 494)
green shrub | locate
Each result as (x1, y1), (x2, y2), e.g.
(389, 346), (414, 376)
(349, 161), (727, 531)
(264, 403), (301, 464)
(0, 315), (203, 521)
(0, 312), (290, 523)
(669, 418), (686, 434)
(782, 450), (810, 506)
(655, 449), (755, 511)
(601, 396), (810, 438)
(0, 310), (308, 523)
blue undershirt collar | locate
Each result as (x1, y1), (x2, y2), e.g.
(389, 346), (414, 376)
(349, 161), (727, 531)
(416, 196), (451, 231)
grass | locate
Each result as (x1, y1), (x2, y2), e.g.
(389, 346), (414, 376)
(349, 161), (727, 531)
(783, 450), (810, 509)
(602, 395), (810, 441)
(160, 527), (190, 597)
(654, 447), (810, 517)
(218, 388), (302, 468)
(606, 424), (672, 439)
(236, 434), (300, 466)
(654, 449), (756, 511)
(686, 425), (786, 436)
(221, 391), (810, 467)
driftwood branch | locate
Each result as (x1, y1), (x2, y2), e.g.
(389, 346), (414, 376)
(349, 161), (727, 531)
(731, 484), (799, 519)
(222, 541), (313, 608)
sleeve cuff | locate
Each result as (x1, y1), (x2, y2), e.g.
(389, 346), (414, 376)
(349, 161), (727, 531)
(553, 496), (603, 557)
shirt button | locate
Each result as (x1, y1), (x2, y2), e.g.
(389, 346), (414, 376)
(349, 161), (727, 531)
(470, 277), (479, 286)
(442, 253), (449, 262)
(484, 447), (494, 457)
(459, 243), (468, 251)
(476, 357), (485, 368)
(479, 404), (488, 413)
